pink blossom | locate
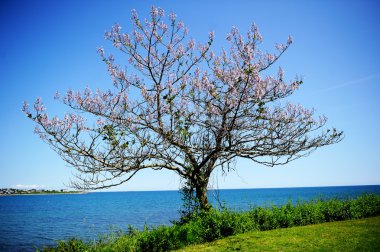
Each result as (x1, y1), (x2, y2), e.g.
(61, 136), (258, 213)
(176, 44), (185, 57)
(96, 117), (105, 126)
(267, 54), (275, 62)
(291, 81), (300, 90)
(226, 33), (232, 41)
(122, 34), (131, 45)
(158, 22), (168, 32)
(287, 35), (293, 45)
(131, 9), (138, 20)
(249, 23), (262, 41)
(22, 101), (30, 115)
(167, 43), (173, 51)
(201, 75), (210, 89)
(104, 31), (112, 40)
(275, 43), (285, 51)
(209, 50), (215, 59)
(278, 67), (284, 80)
(34, 125), (46, 139)
(231, 26), (239, 36)
(141, 84), (148, 99)
(118, 69), (126, 80)
(169, 12), (176, 22)
(38, 113), (50, 127)
(108, 54), (115, 63)
(54, 91), (60, 100)
(112, 24), (122, 35)
(157, 7), (164, 17)
(187, 39), (195, 50)
(177, 21), (184, 29)
(132, 30), (143, 43)
(34, 97), (46, 113)
(173, 34), (180, 43)
(84, 87), (91, 97)
(113, 40), (121, 48)
(144, 18), (153, 28)
(197, 44), (207, 54)
(97, 47), (105, 57)
(150, 6), (159, 18)
(209, 31), (215, 41)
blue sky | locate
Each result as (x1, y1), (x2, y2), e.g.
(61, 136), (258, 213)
(1, 0), (379, 191)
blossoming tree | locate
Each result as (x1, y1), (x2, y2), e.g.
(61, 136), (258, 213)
(23, 6), (343, 211)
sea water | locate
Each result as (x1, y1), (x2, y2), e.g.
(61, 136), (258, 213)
(0, 185), (379, 251)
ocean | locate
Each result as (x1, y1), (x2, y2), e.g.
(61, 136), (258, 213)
(0, 185), (379, 251)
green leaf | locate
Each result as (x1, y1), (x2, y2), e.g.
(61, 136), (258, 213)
(121, 141), (129, 149)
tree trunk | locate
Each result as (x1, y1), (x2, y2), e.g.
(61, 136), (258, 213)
(195, 178), (211, 211)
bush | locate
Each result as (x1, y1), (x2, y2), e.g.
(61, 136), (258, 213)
(43, 193), (380, 252)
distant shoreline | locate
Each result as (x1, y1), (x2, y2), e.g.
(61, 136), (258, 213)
(0, 191), (87, 196)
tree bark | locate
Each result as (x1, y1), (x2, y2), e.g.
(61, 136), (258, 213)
(195, 178), (211, 211)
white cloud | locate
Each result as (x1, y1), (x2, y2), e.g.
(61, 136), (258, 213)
(14, 184), (48, 189)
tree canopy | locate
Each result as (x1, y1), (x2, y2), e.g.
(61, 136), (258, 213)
(23, 6), (343, 211)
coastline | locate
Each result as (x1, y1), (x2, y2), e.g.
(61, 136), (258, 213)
(0, 191), (88, 196)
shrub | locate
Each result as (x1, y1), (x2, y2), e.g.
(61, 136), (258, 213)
(43, 193), (380, 252)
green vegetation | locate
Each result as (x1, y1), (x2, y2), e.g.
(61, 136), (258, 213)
(0, 188), (84, 196)
(178, 216), (380, 251)
(41, 194), (380, 252)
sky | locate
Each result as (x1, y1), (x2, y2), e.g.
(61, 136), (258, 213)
(0, 0), (379, 191)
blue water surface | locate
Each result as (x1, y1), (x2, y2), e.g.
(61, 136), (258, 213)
(0, 185), (379, 251)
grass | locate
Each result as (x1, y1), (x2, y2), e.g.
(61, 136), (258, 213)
(42, 194), (380, 251)
(177, 216), (380, 251)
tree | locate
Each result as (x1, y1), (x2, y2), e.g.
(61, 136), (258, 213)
(23, 6), (343, 211)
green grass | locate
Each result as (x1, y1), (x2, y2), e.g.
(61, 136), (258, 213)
(41, 194), (380, 251)
(177, 216), (380, 252)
